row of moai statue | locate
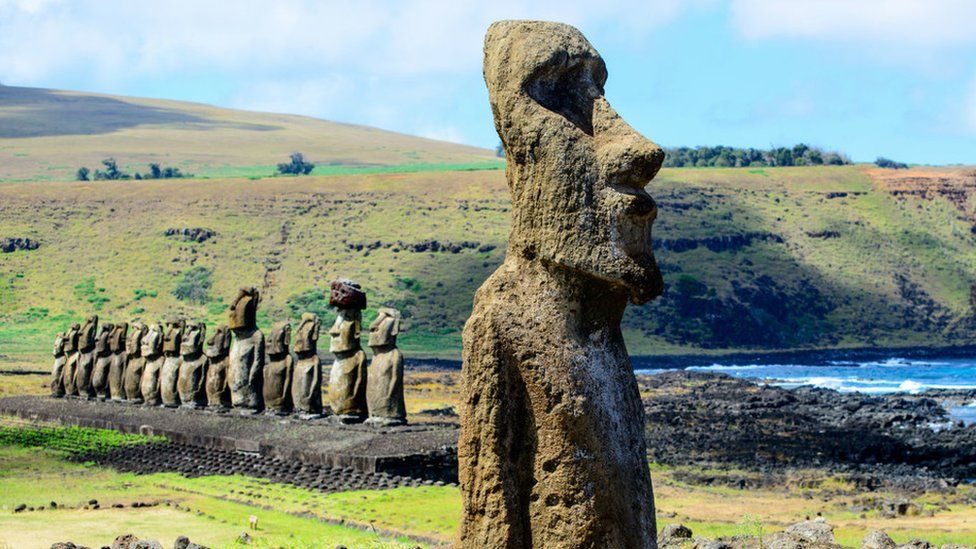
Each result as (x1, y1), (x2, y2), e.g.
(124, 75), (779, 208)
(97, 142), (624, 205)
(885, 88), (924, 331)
(49, 280), (406, 426)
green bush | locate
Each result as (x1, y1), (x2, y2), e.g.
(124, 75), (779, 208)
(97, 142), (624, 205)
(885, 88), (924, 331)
(172, 266), (213, 304)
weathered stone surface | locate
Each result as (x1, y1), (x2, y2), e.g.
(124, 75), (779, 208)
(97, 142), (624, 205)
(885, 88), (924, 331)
(61, 323), (81, 396)
(108, 322), (128, 401)
(123, 323), (147, 403)
(228, 287), (264, 412)
(660, 524), (694, 546)
(366, 307), (406, 426)
(785, 519), (836, 546)
(204, 324), (232, 410)
(139, 323), (164, 406)
(111, 534), (139, 549)
(51, 331), (67, 397)
(177, 321), (208, 409)
(91, 322), (115, 399)
(263, 321), (293, 415)
(292, 313), (323, 418)
(160, 319), (185, 408)
(458, 20), (664, 548)
(862, 530), (896, 549)
(328, 281), (368, 422)
(74, 315), (99, 399)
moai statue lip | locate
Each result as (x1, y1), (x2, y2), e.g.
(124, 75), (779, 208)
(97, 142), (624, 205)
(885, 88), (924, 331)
(457, 20), (664, 548)
(292, 312), (323, 419)
(204, 323), (232, 411)
(263, 321), (294, 416)
(365, 307), (406, 427)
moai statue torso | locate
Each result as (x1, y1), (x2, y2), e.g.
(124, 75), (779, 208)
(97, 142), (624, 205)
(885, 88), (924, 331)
(108, 322), (128, 401)
(140, 323), (165, 406)
(263, 322), (294, 415)
(291, 313), (323, 419)
(74, 315), (99, 399)
(160, 319), (185, 407)
(61, 324), (81, 396)
(91, 322), (115, 400)
(205, 324), (232, 410)
(177, 321), (208, 409)
(123, 323), (147, 403)
(327, 280), (368, 422)
(366, 307), (406, 426)
(228, 287), (265, 413)
(458, 21), (665, 549)
(50, 332), (67, 397)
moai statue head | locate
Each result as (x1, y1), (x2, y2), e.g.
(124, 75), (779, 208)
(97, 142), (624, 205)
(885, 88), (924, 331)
(126, 323), (147, 357)
(109, 322), (128, 354)
(368, 307), (401, 348)
(180, 321), (206, 357)
(294, 313), (321, 355)
(53, 332), (66, 357)
(205, 324), (231, 359)
(329, 280), (366, 354)
(141, 323), (163, 358)
(79, 315), (99, 351)
(162, 318), (185, 355)
(228, 287), (260, 330)
(268, 322), (291, 356)
(483, 20), (665, 304)
(64, 324), (81, 354)
(94, 322), (114, 354)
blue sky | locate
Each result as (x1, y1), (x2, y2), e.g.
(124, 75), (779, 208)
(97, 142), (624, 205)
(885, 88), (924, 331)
(1, 0), (975, 164)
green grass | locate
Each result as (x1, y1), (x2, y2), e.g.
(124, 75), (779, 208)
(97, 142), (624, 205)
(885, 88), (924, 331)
(0, 420), (162, 457)
(195, 160), (505, 180)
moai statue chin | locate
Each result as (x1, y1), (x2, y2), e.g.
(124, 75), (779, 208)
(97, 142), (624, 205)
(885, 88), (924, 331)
(74, 315), (99, 400)
(91, 322), (115, 400)
(108, 322), (128, 401)
(160, 318), (185, 408)
(205, 324), (232, 411)
(61, 324), (81, 396)
(228, 287), (264, 413)
(177, 321), (208, 409)
(365, 307), (406, 426)
(327, 280), (368, 423)
(50, 332), (67, 398)
(263, 322), (294, 416)
(457, 21), (665, 549)
(123, 322), (147, 403)
(292, 313), (323, 419)
(139, 323), (165, 406)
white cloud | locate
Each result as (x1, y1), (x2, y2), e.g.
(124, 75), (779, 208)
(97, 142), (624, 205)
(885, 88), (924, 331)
(730, 0), (976, 50)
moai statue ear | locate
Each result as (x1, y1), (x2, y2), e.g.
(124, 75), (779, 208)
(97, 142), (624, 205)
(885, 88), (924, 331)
(199, 322), (207, 344)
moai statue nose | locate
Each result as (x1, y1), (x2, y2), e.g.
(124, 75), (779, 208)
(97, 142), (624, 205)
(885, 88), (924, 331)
(593, 98), (664, 190)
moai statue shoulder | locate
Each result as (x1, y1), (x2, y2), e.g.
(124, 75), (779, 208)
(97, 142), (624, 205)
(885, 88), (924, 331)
(366, 307), (406, 426)
(177, 321), (208, 409)
(160, 318), (185, 408)
(108, 322), (128, 401)
(91, 321), (114, 400)
(263, 321), (294, 416)
(327, 280), (368, 423)
(228, 287), (265, 413)
(50, 332), (67, 398)
(292, 312), (323, 419)
(140, 323), (165, 406)
(123, 322), (147, 403)
(205, 324), (232, 411)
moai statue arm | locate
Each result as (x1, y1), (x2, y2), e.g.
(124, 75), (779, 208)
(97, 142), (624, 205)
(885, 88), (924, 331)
(251, 332), (265, 388)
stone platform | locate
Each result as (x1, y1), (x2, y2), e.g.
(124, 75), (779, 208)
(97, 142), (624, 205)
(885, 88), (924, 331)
(0, 396), (459, 481)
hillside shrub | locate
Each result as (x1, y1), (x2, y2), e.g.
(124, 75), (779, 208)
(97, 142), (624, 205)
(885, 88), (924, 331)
(75, 167), (90, 181)
(277, 152), (315, 175)
(875, 157), (909, 169)
(92, 158), (130, 180)
(172, 266), (213, 304)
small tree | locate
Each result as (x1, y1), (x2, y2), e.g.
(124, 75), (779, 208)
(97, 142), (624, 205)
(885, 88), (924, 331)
(277, 152), (315, 175)
(172, 266), (213, 304)
(149, 163), (162, 179)
(875, 157), (908, 169)
(76, 167), (90, 181)
(93, 158), (130, 180)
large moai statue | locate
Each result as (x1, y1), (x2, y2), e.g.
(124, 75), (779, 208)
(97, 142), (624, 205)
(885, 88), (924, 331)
(91, 322), (115, 400)
(177, 321), (208, 409)
(327, 280), (368, 423)
(140, 323), (165, 406)
(61, 323), (81, 396)
(50, 332), (67, 398)
(292, 313), (323, 419)
(263, 322), (294, 415)
(74, 315), (99, 399)
(228, 287), (265, 413)
(123, 322), (148, 403)
(205, 324), (232, 411)
(108, 322), (128, 401)
(457, 21), (665, 549)
(366, 307), (406, 426)
(160, 318), (185, 408)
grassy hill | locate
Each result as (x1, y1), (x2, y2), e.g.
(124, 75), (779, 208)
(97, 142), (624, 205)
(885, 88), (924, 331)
(1, 86), (975, 368)
(0, 85), (500, 182)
